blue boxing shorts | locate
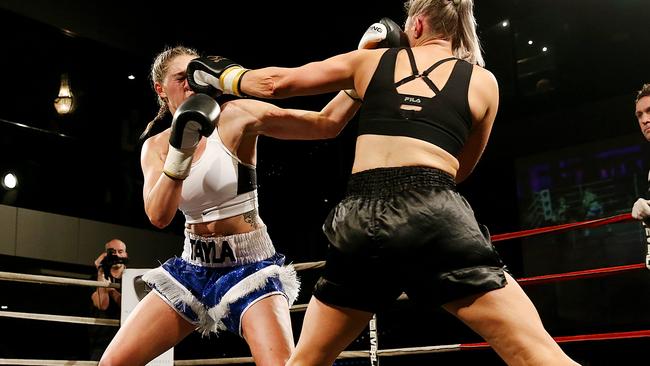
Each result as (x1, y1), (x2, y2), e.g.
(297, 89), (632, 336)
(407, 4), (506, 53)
(142, 226), (300, 336)
(315, 166), (507, 313)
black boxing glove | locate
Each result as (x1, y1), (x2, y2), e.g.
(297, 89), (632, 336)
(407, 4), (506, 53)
(187, 56), (249, 98)
(358, 17), (409, 50)
(162, 94), (220, 180)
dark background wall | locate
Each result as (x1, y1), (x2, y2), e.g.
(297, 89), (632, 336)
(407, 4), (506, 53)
(0, 0), (649, 364)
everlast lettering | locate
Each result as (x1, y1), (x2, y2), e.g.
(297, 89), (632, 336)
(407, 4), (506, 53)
(190, 238), (237, 264)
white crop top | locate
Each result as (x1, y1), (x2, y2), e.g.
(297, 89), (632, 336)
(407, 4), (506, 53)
(178, 129), (258, 224)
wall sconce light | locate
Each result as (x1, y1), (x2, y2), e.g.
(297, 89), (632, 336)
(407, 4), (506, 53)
(1, 172), (17, 190)
(54, 73), (75, 115)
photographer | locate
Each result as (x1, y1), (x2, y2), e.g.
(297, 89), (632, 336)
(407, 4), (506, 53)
(91, 239), (128, 310)
(89, 239), (128, 360)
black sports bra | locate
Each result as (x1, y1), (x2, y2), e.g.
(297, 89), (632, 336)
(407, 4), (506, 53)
(357, 47), (473, 156)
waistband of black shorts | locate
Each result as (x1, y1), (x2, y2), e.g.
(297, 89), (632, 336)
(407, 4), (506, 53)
(346, 166), (456, 197)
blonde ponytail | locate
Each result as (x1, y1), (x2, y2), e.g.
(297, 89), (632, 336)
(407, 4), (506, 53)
(404, 0), (484, 66)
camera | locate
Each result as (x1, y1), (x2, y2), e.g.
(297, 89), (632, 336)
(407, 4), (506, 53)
(100, 248), (129, 280)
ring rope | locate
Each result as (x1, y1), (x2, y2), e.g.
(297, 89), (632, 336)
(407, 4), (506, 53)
(289, 303), (308, 312)
(0, 310), (119, 326)
(3, 328), (648, 366)
(168, 329), (650, 364)
(6, 262), (642, 327)
(491, 213), (633, 242)
(459, 329), (650, 349)
(174, 356), (254, 365)
(0, 360), (97, 366)
(0, 271), (119, 288)
(517, 263), (647, 285)
(390, 262), (648, 303)
(0, 304), (309, 326)
(292, 261), (325, 271)
(0, 303), (309, 327)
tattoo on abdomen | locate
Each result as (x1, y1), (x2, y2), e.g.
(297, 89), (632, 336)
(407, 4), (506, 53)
(243, 209), (259, 229)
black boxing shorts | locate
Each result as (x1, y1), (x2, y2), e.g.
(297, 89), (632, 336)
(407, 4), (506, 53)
(314, 166), (507, 313)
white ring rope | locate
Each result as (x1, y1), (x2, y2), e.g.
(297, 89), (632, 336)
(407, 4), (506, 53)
(0, 269), (311, 327)
(0, 310), (119, 326)
(291, 261), (324, 271)
(174, 356), (253, 365)
(171, 344), (466, 365)
(289, 303), (308, 312)
(0, 271), (119, 289)
(0, 262), (325, 326)
(0, 264), (328, 288)
(172, 349), (372, 365)
(0, 359), (97, 366)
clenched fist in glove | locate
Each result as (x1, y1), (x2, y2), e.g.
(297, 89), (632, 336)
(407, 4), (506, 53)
(632, 198), (650, 222)
(163, 94), (220, 180)
(344, 17), (410, 101)
(358, 17), (410, 50)
(187, 56), (249, 98)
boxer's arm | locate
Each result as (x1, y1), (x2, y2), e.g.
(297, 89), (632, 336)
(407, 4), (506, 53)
(188, 52), (360, 99)
(238, 17), (406, 100)
(226, 93), (360, 140)
(456, 67), (499, 183)
(141, 136), (184, 228)
(188, 17), (405, 100)
(240, 50), (370, 99)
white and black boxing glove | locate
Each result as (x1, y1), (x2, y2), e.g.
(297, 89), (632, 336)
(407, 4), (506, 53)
(162, 94), (220, 180)
(187, 56), (249, 98)
(358, 17), (410, 50)
(343, 18), (410, 101)
(632, 198), (650, 222)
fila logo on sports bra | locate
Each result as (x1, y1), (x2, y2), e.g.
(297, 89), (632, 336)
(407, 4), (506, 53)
(404, 96), (421, 104)
(190, 238), (237, 264)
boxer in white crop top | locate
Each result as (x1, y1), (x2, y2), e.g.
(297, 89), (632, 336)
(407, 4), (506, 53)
(178, 128), (258, 224)
(99, 46), (361, 366)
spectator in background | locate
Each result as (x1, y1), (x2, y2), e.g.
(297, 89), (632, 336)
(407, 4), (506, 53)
(632, 84), (650, 222)
(89, 239), (128, 360)
(582, 188), (604, 220)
